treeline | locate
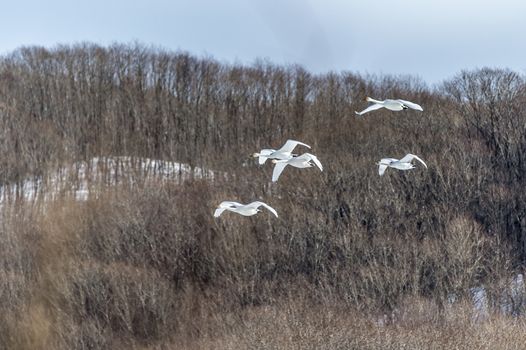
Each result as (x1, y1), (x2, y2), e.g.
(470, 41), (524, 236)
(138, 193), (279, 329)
(0, 43), (428, 180)
(1, 43), (526, 348)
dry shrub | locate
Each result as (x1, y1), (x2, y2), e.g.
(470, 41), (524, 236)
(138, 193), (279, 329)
(0, 204), (41, 349)
(172, 296), (526, 350)
(444, 215), (490, 288)
(9, 185), (516, 349)
(10, 303), (53, 350)
(27, 183), (209, 349)
(53, 262), (178, 349)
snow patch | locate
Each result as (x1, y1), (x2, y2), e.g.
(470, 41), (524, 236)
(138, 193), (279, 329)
(0, 156), (214, 203)
(469, 273), (525, 320)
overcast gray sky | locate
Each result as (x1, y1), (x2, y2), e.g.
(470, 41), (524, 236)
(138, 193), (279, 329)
(1, 0), (525, 83)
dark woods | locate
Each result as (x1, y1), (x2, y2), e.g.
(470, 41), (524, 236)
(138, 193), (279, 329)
(1, 43), (526, 349)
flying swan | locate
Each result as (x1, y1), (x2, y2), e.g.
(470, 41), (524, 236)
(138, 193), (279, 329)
(253, 139), (311, 165)
(214, 201), (278, 218)
(355, 97), (423, 116)
(271, 153), (323, 182)
(378, 154), (427, 176)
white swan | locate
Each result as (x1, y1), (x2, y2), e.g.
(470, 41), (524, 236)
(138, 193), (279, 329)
(214, 201), (278, 218)
(271, 153), (323, 182)
(355, 97), (423, 116)
(253, 139), (311, 165)
(378, 154), (427, 176)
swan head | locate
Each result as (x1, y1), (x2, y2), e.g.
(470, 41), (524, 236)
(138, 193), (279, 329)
(252, 153), (259, 158)
(271, 159), (278, 164)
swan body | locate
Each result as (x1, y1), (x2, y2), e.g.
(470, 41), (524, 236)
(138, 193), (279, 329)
(355, 97), (423, 116)
(378, 154), (427, 176)
(271, 153), (323, 182)
(253, 139), (310, 165)
(214, 201), (278, 218)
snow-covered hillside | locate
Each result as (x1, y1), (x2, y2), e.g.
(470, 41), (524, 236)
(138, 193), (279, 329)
(0, 156), (214, 203)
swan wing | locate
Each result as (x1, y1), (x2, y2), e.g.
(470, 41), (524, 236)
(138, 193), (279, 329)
(218, 201), (243, 208)
(399, 154), (427, 168)
(272, 162), (289, 182)
(378, 163), (388, 176)
(214, 201), (243, 217)
(397, 99), (423, 111)
(355, 103), (384, 116)
(214, 207), (228, 217)
(304, 153), (323, 171)
(278, 139), (311, 153)
(247, 201), (278, 217)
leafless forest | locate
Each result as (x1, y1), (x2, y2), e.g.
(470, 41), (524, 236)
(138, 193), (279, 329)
(1, 43), (526, 349)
